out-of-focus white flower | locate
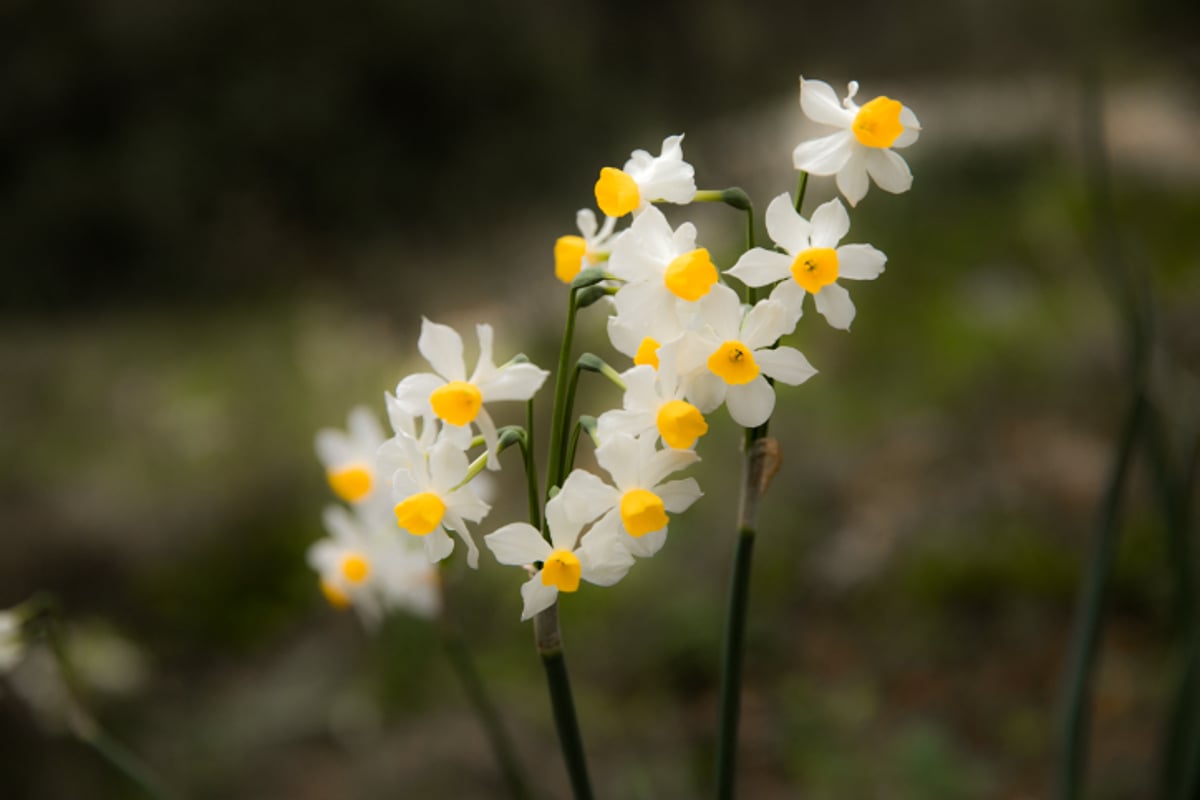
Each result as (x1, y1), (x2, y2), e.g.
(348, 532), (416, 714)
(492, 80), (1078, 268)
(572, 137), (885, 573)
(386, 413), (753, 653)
(0, 611), (26, 674)
(393, 319), (549, 471)
(309, 503), (441, 627)
(728, 194), (886, 330)
(594, 135), (696, 218)
(553, 433), (702, 558)
(485, 488), (635, 621)
(596, 340), (709, 451)
(685, 286), (818, 428)
(792, 77), (921, 207)
(315, 406), (387, 504)
(554, 209), (620, 284)
(389, 438), (490, 568)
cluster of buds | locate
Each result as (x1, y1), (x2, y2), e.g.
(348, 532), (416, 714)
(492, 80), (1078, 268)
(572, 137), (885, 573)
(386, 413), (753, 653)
(308, 77), (920, 622)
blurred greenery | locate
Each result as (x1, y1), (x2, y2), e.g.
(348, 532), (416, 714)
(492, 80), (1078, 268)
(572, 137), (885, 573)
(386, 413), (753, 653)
(2, 0), (1199, 798)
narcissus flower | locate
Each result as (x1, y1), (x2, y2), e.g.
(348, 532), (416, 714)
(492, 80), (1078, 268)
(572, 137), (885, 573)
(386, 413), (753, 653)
(315, 406), (387, 504)
(594, 135), (696, 218)
(685, 286), (818, 428)
(597, 341), (709, 451)
(554, 209), (619, 284)
(389, 438), (491, 568)
(553, 433), (702, 558)
(394, 319), (549, 471)
(727, 194), (886, 330)
(792, 77), (920, 206)
(308, 504), (441, 627)
(485, 488), (635, 621)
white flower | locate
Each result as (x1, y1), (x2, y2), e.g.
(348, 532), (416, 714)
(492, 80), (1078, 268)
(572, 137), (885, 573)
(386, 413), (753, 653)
(553, 433), (702, 558)
(792, 77), (921, 207)
(684, 286), (818, 428)
(315, 406), (387, 504)
(594, 134), (696, 218)
(608, 204), (721, 325)
(727, 194), (886, 330)
(389, 438), (491, 568)
(554, 209), (620, 284)
(485, 489), (635, 621)
(308, 504), (441, 628)
(394, 319), (549, 471)
(596, 340), (709, 451)
(0, 611), (26, 674)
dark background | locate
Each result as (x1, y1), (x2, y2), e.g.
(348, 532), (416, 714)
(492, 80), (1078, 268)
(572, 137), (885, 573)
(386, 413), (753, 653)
(2, 0), (1198, 797)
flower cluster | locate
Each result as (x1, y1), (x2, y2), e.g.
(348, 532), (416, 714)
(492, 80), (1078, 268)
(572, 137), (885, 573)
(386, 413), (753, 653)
(307, 77), (919, 623)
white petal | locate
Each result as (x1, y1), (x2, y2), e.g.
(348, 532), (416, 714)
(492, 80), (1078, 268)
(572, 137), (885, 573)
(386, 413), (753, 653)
(837, 244), (887, 280)
(314, 429), (347, 468)
(726, 248), (792, 288)
(422, 528), (456, 563)
(895, 106), (921, 148)
(448, 487), (490, 524)
(865, 148), (913, 195)
(557, 469), (620, 526)
(393, 372), (444, 416)
(835, 153), (870, 207)
(519, 578), (559, 621)
(656, 478), (702, 513)
(578, 517), (637, 581)
(429, 439), (469, 489)
(814, 283), (856, 330)
(809, 198), (850, 249)
(799, 77), (855, 127)
(596, 408), (650, 441)
(726, 377), (775, 428)
(767, 279), (807, 325)
(475, 408), (501, 472)
(544, 490), (587, 551)
(576, 208), (598, 238)
(756, 346), (818, 386)
(621, 365), (661, 412)
(418, 319), (466, 382)
(623, 528), (667, 559)
(792, 132), (855, 176)
(763, 192), (812, 254)
(741, 299), (792, 350)
(641, 447), (700, 489)
(471, 323), (496, 380)
(686, 370), (727, 413)
(594, 434), (640, 490)
(347, 406), (384, 450)
(697, 284), (744, 340)
(485, 522), (552, 565)
(478, 363), (550, 402)
(444, 511), (480, 568)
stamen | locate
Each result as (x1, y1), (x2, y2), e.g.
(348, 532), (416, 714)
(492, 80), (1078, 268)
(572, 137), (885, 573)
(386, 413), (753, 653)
(656, 400), (708, 450)
(595, 167), (640, 218)
(340, 553), (370, 584)
(327, 464), (373, 503)
(554, 235), (588, 284)
(634, 337), (661, 369)
(541, 549), (582, 592)
(620, 488), (669, 537)
(663, 248), (718, 302)
(707, 340), (760, 385)
(320, 578), (350, 609)
(852, 96), (904, 148)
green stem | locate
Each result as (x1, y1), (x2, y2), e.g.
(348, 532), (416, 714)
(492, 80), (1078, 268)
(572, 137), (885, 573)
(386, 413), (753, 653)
(534, 603), (594, 800)
(545, 288), (581, 499)
(565, 416), (599, 478)
(715, 435), (782, 800)
(441, 627), (532, 800)
(794, 171), (809, 214)
(524, 398), (542, 530)
(1057, 392), (1148, 800)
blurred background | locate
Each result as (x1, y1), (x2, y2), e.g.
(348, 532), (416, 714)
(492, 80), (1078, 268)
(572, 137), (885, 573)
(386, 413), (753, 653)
(1, 0), (1198, 797)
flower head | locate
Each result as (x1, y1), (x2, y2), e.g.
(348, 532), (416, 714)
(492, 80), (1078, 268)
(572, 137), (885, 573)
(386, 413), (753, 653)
(555, 209), (620, 284)
(594, 135), (696, 218)
(684, 286), (818, 428)
(389, 438), (490, 568)
(597, 340), (709, 451)
(315, 406), (387, 504)
(727, 194), (886, 330)
(485, 487), (635, 621)
(394, 319), (549, 471)
(792, 78), (920, 206)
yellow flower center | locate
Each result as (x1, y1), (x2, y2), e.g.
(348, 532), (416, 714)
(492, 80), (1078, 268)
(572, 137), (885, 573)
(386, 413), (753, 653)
(554, 235), (588, 284)
(656, 400), (708, 450)
(594, 167), (640, 218)
(327, 464), (373, 503)
(620, 488), (668, 537)
(430, 380), (483, 427)
(707, 340), (760, 385)
(663, 248), (718, 302)
(320, 579), (350, 610)
(790, 247), (840, 294)
(852, 96), (904, 148)
(340, 553), (370, 584)
(634, 336), (660, 369)
(394, 492), (447, 536)
(541, 549), (582, 592)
